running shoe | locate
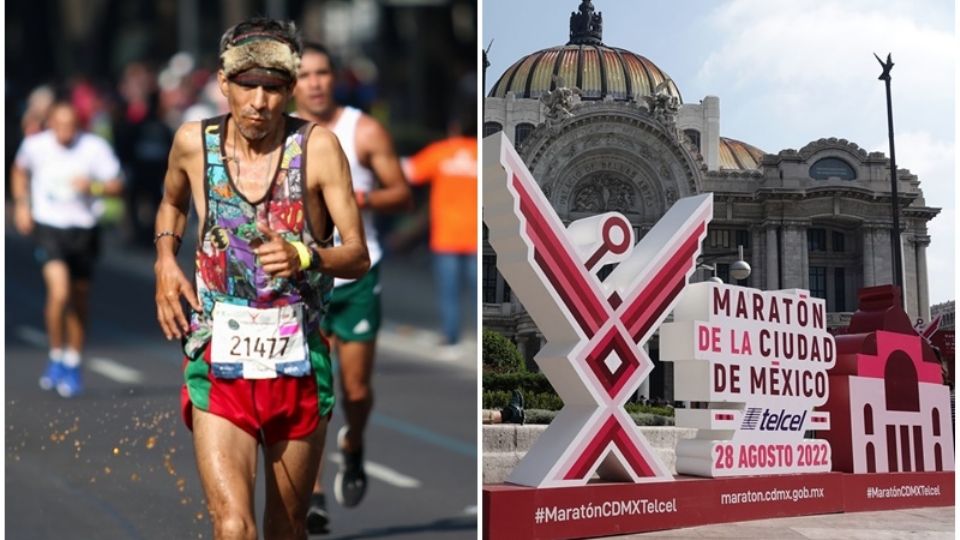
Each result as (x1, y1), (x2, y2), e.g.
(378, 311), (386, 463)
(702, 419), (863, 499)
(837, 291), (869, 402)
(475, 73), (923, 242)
(38, 359), (64, 391)
(333, 426), (367, 508)
(305, 492), (330, 534)
(56, 365), (83, 398)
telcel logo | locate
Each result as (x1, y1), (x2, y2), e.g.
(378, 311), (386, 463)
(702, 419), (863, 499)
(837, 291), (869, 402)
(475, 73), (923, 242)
(741, 408), (807, 431)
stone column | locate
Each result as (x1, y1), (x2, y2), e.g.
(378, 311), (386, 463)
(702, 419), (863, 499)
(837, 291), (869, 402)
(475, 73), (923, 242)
(902, 236), (918, 321)
(801, 224), (810, 289)
(516, 335), (529, 363)
(862, 225), (875, 286)
(916, 236), (931, 322)
(766, 226), (779, 290)
(873, 228), (894, 286)
(781, 225), (806, 289)
(703, 96), (720, 171)
(751, 228), (763, 289)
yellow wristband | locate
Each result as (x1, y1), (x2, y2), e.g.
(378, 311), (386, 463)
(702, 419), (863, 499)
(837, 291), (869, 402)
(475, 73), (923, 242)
(89, 182), (105, 196)
(291, 241), (311, 271)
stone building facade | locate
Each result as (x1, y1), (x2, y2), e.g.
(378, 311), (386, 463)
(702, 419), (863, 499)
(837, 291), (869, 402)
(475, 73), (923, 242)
(482, 1), (940, 401)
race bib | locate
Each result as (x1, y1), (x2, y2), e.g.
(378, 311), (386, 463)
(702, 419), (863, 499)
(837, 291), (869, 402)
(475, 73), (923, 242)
(210, 302), (311, 379)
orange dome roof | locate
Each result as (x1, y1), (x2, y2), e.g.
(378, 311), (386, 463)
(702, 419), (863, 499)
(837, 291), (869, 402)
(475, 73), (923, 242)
(718, 137), (765, 170)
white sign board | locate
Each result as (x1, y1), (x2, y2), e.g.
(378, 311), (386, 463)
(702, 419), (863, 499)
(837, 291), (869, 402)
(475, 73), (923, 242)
(661, 283), (835, 476)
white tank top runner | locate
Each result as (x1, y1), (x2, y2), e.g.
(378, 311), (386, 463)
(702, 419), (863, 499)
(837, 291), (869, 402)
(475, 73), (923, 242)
(331, 106), (382, 287)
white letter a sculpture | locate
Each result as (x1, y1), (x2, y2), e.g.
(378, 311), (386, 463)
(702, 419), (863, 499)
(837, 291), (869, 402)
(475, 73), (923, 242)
(483, 133), (713, 487)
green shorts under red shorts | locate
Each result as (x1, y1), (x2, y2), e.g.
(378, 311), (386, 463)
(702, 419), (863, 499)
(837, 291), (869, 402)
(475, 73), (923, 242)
(180, 333), (335, 445)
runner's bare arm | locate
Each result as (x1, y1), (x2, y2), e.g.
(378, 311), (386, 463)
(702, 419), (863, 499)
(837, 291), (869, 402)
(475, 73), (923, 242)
(309, 126), (370, 278)
(154, 122), (203, 341)
(73, 176), (124, 197)
(10, 164), (33, 235)
(357, 115), (412, 212)
(255, 126), (370, 279)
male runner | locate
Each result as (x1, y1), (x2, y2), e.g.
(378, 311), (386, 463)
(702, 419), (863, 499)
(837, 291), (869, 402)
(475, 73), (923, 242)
(293, 42), (412, 531)
(11, 101), (124, 398)
(153, 18), (369, 539)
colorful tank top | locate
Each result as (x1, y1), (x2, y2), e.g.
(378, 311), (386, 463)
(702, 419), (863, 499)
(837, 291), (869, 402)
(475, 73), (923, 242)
(183, 114), (332, 369)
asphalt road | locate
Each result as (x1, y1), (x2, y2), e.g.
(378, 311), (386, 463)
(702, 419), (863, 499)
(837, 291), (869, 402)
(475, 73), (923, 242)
(4, 227), (478, 539)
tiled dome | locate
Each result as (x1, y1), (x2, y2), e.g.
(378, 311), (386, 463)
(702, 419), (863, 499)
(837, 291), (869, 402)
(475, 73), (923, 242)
(488, 1), (682, 103)
(718, 137), (766, 170)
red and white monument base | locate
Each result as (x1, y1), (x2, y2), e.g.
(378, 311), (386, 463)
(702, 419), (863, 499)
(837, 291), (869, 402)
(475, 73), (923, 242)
(483, 471), (953, 539)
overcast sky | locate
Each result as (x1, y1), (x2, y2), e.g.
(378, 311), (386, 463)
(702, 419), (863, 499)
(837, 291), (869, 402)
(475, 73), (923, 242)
(483, 0), (956, 306)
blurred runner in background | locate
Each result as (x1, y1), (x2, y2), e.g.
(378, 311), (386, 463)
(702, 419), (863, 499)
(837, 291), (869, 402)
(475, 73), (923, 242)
(294, 41), (412, 533)
(10, 101), (124, 398)
(404, 108), (477, 359)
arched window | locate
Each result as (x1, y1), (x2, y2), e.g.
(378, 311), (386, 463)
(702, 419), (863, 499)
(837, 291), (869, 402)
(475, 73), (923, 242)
(932, 408), (941, 436)
(515, 122), (535, 146)
(810, 157), (857, 180)
(864, 404), (874, 435)
(866, 442), (876, 473)
(884, 351), (920, 412)
(483, 122), (503, 137)
(935, 443), (943, 471)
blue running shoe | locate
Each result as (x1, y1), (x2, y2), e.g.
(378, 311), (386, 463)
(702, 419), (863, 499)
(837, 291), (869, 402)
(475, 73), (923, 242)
(39, 360), (64, 391)
(56, 366), (83, 398)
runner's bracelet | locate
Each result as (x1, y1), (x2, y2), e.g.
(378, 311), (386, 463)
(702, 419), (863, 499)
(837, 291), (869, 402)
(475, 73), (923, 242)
(290, 241), (311, 271)
(154, 231), (183, 248)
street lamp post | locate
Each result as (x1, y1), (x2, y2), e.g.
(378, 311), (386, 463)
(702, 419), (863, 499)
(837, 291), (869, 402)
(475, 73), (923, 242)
(698, 245), (751, 284)
(875, 52), (904, 304)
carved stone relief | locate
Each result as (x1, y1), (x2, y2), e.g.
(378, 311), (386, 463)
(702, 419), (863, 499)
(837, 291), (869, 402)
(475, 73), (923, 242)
(570, 174), (636, 213)
(522, 110), (702, 201)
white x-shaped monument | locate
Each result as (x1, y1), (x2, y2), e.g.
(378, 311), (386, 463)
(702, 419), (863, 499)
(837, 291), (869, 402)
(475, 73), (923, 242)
(483, 133), (713, 487)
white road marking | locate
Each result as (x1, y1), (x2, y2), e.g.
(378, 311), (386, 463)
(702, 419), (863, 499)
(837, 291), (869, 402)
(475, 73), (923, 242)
(464, 505), (478, 515)
(377, 326), (477, 367)
(328, 454), (422, 488)
(16, 326), (48, 348)
(88, 358), (144, 385)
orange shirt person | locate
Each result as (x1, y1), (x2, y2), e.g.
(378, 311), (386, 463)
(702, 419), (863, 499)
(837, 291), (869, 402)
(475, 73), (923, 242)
(405, 130), (477, 354)
(407, 136), (478, 255)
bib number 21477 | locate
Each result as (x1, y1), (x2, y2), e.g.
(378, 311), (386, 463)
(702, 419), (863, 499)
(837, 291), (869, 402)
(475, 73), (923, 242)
(210, 302), (309, 379)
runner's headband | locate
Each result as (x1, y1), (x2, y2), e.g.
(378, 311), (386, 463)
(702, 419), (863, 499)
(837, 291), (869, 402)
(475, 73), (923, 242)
(221, 33), (299, 85)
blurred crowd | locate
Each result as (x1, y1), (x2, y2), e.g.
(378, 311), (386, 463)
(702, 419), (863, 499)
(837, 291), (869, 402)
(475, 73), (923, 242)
(9, 50), (403, 249)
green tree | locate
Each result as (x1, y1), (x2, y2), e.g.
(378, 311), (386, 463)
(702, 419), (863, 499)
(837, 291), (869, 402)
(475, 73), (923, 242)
(482, 329), (525, 373)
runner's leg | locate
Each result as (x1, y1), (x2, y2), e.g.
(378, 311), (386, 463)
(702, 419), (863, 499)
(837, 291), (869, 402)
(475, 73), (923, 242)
(338, 340), (376, 451)
(65, 278), (90, 353)
(433, 252), (460, 344)
(192, 408), (259, 540)
(311, 334), (339, 497)
(310, 445), (328, 493)
(42, 261), (70, 351)
(264, 420), (326, 539)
